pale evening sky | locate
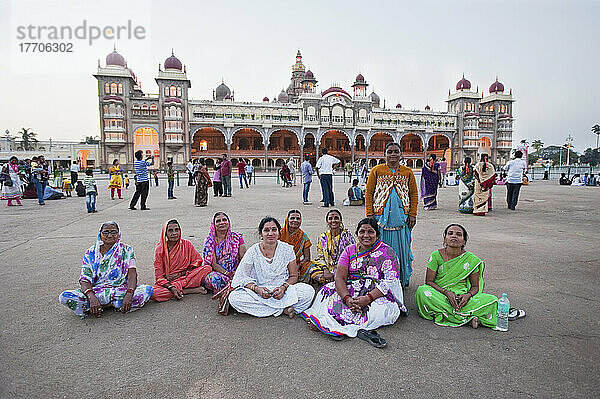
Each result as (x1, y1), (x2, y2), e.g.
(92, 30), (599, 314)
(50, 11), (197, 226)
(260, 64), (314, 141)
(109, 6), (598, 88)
(0, 0), (599, 152)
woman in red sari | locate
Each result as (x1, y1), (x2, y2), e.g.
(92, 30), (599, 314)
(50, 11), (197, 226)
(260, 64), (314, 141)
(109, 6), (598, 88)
(152, 219), (213, 301)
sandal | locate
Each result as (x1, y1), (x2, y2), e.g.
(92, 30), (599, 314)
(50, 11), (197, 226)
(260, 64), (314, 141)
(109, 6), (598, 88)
(356, 329), (387, 348)
(508, 308), (526, 321)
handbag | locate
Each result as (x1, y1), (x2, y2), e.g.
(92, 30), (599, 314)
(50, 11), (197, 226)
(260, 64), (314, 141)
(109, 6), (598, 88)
(0, 173), (13, 186)
(211, 282), (234, 315)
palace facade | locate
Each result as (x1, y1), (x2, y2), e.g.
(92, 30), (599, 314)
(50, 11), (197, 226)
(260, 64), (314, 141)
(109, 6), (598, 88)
(94, 50), (514, 170)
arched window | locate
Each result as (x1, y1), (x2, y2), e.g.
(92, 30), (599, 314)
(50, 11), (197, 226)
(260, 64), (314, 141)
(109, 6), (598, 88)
(177, 86), (182, 97)
(110, 83), (117, 94)
(142, 104), (149, 115)
(170, 86), (176, 97)
(177, 108), (182, 117)
(118, 83), (123, 94)
(103, 105), (109, 114)
(104, 82), (110, 94)
(164, 86), (169, 96)
(150, 104), (157, 115)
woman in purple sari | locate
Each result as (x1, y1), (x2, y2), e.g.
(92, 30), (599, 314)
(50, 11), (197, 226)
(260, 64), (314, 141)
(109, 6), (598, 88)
(302, 218), (407, 348)
(420, 154), (441, 210)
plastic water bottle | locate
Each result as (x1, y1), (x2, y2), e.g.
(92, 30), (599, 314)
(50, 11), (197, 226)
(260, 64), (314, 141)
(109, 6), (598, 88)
(497, 293), (509, 331)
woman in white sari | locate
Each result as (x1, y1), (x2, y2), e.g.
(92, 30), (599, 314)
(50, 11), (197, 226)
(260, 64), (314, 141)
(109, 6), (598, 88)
(229, 216), (315, 318)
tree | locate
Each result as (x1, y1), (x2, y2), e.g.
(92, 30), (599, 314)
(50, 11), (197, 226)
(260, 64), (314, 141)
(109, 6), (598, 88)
(20, 128), (38, 150)
(592, 124), (600, 149)
(580, 147), (600, 166)
(531, 139), (544, 157)
(80, 135), (99, 144)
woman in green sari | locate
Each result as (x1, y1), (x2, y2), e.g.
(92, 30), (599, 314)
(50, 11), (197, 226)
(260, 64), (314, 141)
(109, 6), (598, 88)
(457, 157), (474, 213)
(415, 224), (498, 329)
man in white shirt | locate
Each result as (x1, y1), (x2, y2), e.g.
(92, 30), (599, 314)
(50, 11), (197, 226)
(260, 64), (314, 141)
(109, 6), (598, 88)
(69, 161), (80, 185)
(503, 150), (527, 210)
(315, 148), (340, 207)
(286, 158), (296, 186)
(186, 160), (194, 186)
(245, 162), (254, 185)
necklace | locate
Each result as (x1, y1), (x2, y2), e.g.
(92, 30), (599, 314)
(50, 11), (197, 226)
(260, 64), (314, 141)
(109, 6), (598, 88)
(260, 242), (276, 263)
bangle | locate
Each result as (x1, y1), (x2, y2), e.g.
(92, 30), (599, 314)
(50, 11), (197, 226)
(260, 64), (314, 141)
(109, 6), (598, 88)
(367, 293), (375, 303)
(343, 294), (351, 304)
(83, 288), (93, 297)
(282, 282), (290, 289)
(126, 288), (135, 294)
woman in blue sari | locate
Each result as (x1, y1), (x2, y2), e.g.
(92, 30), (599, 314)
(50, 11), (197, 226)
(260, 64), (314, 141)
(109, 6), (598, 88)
(420, 154), (441, 210)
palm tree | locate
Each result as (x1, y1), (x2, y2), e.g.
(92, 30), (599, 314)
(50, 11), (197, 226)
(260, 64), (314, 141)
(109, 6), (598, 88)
(592, 124), (600, 149)
(532, 139), (544, 157)
(20, 128), (38, 151)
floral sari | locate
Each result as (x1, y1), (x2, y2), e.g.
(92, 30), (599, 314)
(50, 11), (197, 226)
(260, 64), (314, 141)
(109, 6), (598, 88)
(202, 214), (245, 292)
(302, 241), (407, 337)
(457, 165), (475, 213)
(58, 224), (153, 317)
(415, 251), (498, 328)
(303, 226), (355, 284)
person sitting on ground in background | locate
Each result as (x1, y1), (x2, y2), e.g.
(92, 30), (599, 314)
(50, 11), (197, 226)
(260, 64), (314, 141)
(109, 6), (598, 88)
(415, 224), (499, 329)
(151, 220), (212, 302)
(559, 173), (571, 185)
(202, 212), (247, 293)
(583, 173), (590, 185)
(58, 222), (153, 318)
(279, 210), (312, 278)
(571, 174), (585, 186)
(228, 216), (315, 318)
(303, 218), (407, 348)
(585, 173), (597, 186)
(303, 209), (355, 285)
(347, 178), (364, 205)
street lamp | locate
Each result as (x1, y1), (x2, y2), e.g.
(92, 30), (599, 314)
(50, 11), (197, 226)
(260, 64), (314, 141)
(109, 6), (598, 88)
(565, 134), (573, 166)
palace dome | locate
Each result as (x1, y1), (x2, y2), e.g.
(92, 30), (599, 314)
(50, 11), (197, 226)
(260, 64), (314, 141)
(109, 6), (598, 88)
(425, 105), (431, 110)
(369, 91), (380, 105)
(278, 90), (289, 103)
(263, 96), (270, 102)
(489, 78), (505, 93)
(304, 70), (314, 79)
(396, 103), (402, 109)
(456, 75), (471, 90)
(164, 54), (182, 71)
(322, 86), (351, 97)
(106, 50), (125, 67)
(355, 73), (365, 83)
(215, 82), (231, 100)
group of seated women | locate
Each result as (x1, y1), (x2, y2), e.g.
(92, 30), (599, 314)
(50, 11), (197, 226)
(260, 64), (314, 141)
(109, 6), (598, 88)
(59, 211), (507, 349)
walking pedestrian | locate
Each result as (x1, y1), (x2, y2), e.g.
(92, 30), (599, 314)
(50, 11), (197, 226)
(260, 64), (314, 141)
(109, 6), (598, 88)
(220, 154), (232, 197)
(439, 157), (448, 187)
(108, 159), (123, 199)
(237, 158), (249, 188)
(300, 155), (313, 204)
(213, 159), (223, 196)
(1, 156), (23, 206)
(129, 150), (153, 210)
(84, 169), (98, 213)
(315, 148), (340, 208)
(503, 150), (527, 210)
(186, 159), (195, 186)
(31, 155), (49, 206)
(154, 170), (159, 186)
(287, 158), (296, 186)
(245, 161), (254, 185)
(167, 161), (176, 199)
(70, 161), (80, 185)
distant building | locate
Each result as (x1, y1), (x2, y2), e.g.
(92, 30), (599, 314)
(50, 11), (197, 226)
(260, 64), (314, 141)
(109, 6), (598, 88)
(94, 49), (514, 170)
(0, 136), (99, 169)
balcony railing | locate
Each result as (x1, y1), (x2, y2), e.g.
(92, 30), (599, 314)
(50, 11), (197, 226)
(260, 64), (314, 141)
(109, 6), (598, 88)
(165, 134), (184, 143)
(105, 126), (125, 132)
(165, 127), (184, 133)
(105, 133), (126, 142)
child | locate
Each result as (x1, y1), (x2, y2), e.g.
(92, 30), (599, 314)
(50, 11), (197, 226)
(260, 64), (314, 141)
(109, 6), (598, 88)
(83, 169), (98, 213)
(124, 174), (130, 189)
(62, 177), (73, 197)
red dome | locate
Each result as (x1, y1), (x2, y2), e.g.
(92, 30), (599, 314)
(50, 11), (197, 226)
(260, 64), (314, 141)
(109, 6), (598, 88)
(304, 70), (314, 79)
(489, 79), (504, 93)
(425, 105), (431, 110)
(355, 73), (365, 83)
(106, 50), (125, 67)
(456, 75), (471, 90)
(321, 86), (351, 97)
(262, 96), (269, 102)
(164, 54), (182, 71)
(396, 103), (402, 109)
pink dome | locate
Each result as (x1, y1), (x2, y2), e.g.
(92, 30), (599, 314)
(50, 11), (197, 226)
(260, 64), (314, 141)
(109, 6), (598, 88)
(425, 105), (431, 110)
(304, 70), (314, 79)
(396, 103), (402, 109)
(489, 78), (504, 93)
(262, 96), (269, 102)
(164, 54), (182, 71)
(456, 75), (471, 91)
(321, 86), (351, 97)
(355, 73), (365, 82)
(106, 50), (125, 67)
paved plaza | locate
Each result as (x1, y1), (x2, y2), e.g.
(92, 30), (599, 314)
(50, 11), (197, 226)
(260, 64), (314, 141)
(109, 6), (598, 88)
(0, 174), (598, 398)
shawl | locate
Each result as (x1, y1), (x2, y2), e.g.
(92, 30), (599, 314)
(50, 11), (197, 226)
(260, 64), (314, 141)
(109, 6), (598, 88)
(79, 223), (135, 288)
(279, 214), (311, 263)
(154, 221), (210, 287)
(203, 213), (244, 273)
(474, 161), (497, 190)
(312, 225), (356, 272)
(198, 165), (213, 187)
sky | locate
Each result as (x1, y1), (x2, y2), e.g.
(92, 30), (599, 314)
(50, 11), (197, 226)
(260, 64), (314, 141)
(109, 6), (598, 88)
(1, 0), (599, 152)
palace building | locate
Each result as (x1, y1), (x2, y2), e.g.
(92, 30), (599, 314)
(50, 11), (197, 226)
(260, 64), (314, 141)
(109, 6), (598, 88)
(94, 49), (514, 170)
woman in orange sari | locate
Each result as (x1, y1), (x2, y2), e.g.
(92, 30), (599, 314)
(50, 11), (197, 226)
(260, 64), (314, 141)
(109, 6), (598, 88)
(279, 209), (312, 278)
(151, 219), (213, 302)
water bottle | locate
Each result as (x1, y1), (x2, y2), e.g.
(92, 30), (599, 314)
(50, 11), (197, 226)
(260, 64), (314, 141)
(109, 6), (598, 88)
(496, 293), (509, 331)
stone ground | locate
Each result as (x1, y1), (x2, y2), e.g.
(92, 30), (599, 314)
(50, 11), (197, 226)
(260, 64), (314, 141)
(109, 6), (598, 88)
(0, 173), (598, 399)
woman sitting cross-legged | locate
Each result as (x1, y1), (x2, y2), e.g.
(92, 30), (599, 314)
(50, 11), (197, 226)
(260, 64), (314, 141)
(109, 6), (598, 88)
(303, 209), (355, 285)
(151, 219), (213, 302)
(279, 209), (312, 278)
(58, 222), (153, 318)
(228, 216), (315, 318)
(202, 212), (247, 294)
(303, 218), (408, 348)
(415, 224), (499, 329)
